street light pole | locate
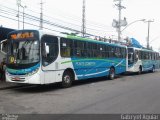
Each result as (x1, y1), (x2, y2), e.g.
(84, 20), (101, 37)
(121, 19), (146, 33)
(146, 20), (154, 49)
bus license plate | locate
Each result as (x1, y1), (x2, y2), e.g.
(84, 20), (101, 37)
(14, 77), (20, 81)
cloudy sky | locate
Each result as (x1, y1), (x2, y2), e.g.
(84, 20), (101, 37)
(0, 0), (160, 51)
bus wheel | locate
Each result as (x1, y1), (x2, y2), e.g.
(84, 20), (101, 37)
(62, 71), (73, 88)
(109, 68), (115, 80)
(138, 67), (142, 75)
(151, 66), (155, 73)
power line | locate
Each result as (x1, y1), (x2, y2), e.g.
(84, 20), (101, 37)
(0, 4), (115, 33)
(0, 1), (114, 30)
(0, 14), (65, 33)
(0, 5), (115, 38)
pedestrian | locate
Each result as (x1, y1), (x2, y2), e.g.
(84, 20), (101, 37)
(0, 58), (6, 81)
(0, 63), (3, 81)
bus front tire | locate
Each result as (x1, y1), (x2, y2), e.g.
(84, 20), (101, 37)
(138, 67), (142, 75)
(151, 66), (155, 73)
(62, 71), (73, 88)
(109, 68), (115, 80)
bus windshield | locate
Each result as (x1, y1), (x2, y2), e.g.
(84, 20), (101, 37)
(6, 39), (39, 69)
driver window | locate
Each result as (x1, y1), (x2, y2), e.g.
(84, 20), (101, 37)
(41, 35), (58, 66)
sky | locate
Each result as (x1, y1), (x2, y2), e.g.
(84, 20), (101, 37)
(0, 0), (160, 51)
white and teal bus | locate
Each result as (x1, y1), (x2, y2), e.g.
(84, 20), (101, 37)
(5, 30), (127, 87)
(127, 47), (160, 74)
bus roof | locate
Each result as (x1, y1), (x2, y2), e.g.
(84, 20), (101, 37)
(128, 47), (158, 53)
(8, 29), (127, 48)
(66, 35), (126, 48)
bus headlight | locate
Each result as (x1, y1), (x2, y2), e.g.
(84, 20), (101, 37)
(27, 68), (39, 76)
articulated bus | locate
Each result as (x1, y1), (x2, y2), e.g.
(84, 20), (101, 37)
(5, 30), (127, 87)
(127, 47), (160, 74)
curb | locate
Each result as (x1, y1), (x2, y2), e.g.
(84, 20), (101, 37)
(0, 81), (23, 90)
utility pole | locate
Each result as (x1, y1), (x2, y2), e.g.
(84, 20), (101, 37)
(17, 0), (21, 29)
(22, 6), (26, 29)
(113, 0), (126, 42)
(118, 0), (122, 42)
(40, 0), (43, 30)
(146, 20), (154, 49)
(19, 5), (27, 29)
(81, 0), (86, 37)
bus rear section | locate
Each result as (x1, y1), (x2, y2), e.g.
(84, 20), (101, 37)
(57, 36), (127, 86)
(127, 47), (160, 74)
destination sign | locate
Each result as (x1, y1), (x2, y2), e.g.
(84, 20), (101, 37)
(8, 30), (39, 40)
(10, 32), (34, 40)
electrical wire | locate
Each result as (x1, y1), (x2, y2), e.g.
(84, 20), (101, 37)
(0, 4), (116, 37)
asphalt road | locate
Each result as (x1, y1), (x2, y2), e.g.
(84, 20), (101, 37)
(0, 71), (160, 114)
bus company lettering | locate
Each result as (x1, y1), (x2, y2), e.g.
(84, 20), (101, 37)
(75, 62), (96, 67)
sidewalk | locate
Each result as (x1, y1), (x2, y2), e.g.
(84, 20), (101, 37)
(0, 80), (21, 90)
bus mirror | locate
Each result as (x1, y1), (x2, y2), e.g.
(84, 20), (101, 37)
(45, 46), (49, 54)
(45, 43), (49, 54)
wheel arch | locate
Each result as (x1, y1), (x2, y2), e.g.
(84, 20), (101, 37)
(110, 66), (115, 71)
(139, 65), (142, 71)
(63, 68), (75, 81)
(108, 66), (116, 80)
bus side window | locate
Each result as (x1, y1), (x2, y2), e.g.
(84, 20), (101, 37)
(81, 42), (88, 58)
(110, 46), (115, 58)
(74, 41), (83, 57)
(135, 50), (139, 61)
(60, 38), (73, 57)
(105, 45), (109, 58)
(61, 43), (70, 57)
(87, 42), (93, 58)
